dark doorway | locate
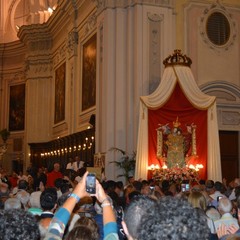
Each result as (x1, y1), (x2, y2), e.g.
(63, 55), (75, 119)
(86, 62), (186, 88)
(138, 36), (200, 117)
(219, 131), (239, 182)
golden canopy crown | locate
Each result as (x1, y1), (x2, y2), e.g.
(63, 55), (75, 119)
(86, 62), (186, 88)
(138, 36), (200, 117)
(163, 49), (192, 68)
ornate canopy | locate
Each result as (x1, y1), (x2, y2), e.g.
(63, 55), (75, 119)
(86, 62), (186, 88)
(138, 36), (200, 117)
(135, 50), (222, 181)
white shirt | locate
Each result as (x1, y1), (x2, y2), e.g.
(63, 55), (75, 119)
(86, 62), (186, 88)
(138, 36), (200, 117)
(66, 162), (75, 170)
(67, 161), (84, 172)
(229, 189), (236, 201)
(209, 191), (225, 201)
(214, 213), (239, 230)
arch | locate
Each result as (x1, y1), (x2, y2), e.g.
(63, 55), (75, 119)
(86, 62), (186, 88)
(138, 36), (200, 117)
(3, 0), (59, 43)
(201, 81), (240, 131)
(3, 0), (21, 42)
(200, 81), (240, 101)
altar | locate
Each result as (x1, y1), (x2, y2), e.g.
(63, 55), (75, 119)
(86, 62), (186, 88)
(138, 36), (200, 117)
(135, 50), (222, 182)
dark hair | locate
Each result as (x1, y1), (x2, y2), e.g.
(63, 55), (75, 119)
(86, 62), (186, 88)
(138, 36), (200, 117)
(138, 196), (210, 240)
(40, 187), (57, 211)
(124, 195), (156, 239)
(141, 180), (149, 186)
(116, 181), (124, 190)
(54, 178), (64, 189)
(199, 179), (206, 185)
(73, 216), (99, 239)
(128, 191), (141, 202)
(108, 191), (120, 208)
(132, 181), (143, 192)
(0, 209), (40, 240)
(18, 180), (29, 190)
(66, 226), (98, 240)
(105, 180), (116, 193)
(162, 180), (170, 192)
(214, 181), (224, 192)
(205, 180), (214, 189)
(60, 183), (70, 194)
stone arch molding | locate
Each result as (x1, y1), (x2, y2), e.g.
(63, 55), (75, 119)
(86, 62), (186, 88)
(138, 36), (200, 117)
(201, 82), (240, 131)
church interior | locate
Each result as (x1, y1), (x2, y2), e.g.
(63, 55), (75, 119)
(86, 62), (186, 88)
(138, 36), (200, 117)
(1, 0), (240, 183)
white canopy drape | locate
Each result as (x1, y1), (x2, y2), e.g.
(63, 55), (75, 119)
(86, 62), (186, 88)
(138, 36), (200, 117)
(135, 65), (222, 181)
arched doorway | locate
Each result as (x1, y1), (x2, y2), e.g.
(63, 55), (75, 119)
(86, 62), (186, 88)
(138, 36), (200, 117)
(201, 81), (240, 181)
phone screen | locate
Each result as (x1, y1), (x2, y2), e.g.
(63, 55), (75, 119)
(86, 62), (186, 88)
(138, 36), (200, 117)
(181, 183), (190, 192)
(86, 173), (96, 194)
(181, 184), (186, 192)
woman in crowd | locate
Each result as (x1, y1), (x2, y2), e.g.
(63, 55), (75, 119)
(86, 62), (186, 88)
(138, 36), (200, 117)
(44, 171), (118, 240)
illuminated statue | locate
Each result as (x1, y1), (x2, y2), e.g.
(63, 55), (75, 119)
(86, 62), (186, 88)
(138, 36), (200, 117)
(156, 117), (196, 168)
(165, 118), (185, 168)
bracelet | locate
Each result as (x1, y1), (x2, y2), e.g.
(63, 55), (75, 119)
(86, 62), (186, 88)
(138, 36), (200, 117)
(101, 197), (110, 204)
(101, 202), (112, 208)
(69, 193), (80, 203)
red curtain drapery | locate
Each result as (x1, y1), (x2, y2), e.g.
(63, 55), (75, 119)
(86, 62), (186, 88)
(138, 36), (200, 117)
(148, 83), (207, 180)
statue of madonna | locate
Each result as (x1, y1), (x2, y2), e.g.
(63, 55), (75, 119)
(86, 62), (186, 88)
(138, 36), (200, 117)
(156, 117), (196, 169)
(166, 127), (185, 168)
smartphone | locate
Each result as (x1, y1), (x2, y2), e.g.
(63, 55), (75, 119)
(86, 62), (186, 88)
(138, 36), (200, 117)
(181, 183), (190, 192)
(181, 183), (186, 192)
(86, 173), (96, 194)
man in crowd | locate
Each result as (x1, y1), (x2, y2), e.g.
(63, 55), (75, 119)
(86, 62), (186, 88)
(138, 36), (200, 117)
(66, 158), (75, 170)
(73, 156), (85, 172)
(137, 196), (210, 240)
(46, 163), (63, 187)
(122, 195), (157, 240)
(0, 209), (40, 239)
(214, 197), (239, 231)
(40, 187), (58, 219)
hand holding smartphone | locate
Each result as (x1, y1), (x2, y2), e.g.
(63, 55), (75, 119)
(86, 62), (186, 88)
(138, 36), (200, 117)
(86, 173), (96, 194)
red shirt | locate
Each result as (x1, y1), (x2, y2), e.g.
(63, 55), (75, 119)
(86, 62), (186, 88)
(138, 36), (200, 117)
(9, 176), (18, 188)
(46, 171), (63, 187)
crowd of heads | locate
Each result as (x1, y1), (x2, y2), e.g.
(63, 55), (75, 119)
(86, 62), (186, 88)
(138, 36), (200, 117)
(1, 162), (240, 240)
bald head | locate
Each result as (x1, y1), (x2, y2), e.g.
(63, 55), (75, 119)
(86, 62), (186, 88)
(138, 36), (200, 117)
(53, 163), (60, 172)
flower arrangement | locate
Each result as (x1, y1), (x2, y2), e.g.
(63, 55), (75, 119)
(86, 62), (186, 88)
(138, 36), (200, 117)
(152, 167), (199, 185)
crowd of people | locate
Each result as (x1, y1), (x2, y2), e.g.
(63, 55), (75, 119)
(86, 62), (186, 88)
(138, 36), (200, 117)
(0, 158), (240, 240)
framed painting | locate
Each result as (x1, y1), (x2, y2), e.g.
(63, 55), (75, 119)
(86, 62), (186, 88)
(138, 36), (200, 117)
(54, 62), (66, 124)
(9, 84), (25, 131)
(82, 34), (96, 111)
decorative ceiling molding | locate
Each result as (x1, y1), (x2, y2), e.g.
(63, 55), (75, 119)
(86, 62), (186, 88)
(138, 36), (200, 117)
(18, 24), (52, 52)
(53, 43), (67, 68)
(92, 0), (174, 12)
(147, 12), (164, 22)
(25, 59), (53, 80)
(67, 29), (79, 58)
(85, 14), (97, 36)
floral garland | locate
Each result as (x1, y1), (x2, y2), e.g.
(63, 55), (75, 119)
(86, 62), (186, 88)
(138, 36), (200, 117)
(152, 167), (199, 185)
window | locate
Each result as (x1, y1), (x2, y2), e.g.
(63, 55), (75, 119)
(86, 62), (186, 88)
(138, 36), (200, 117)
(206, 12), (230, 46)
